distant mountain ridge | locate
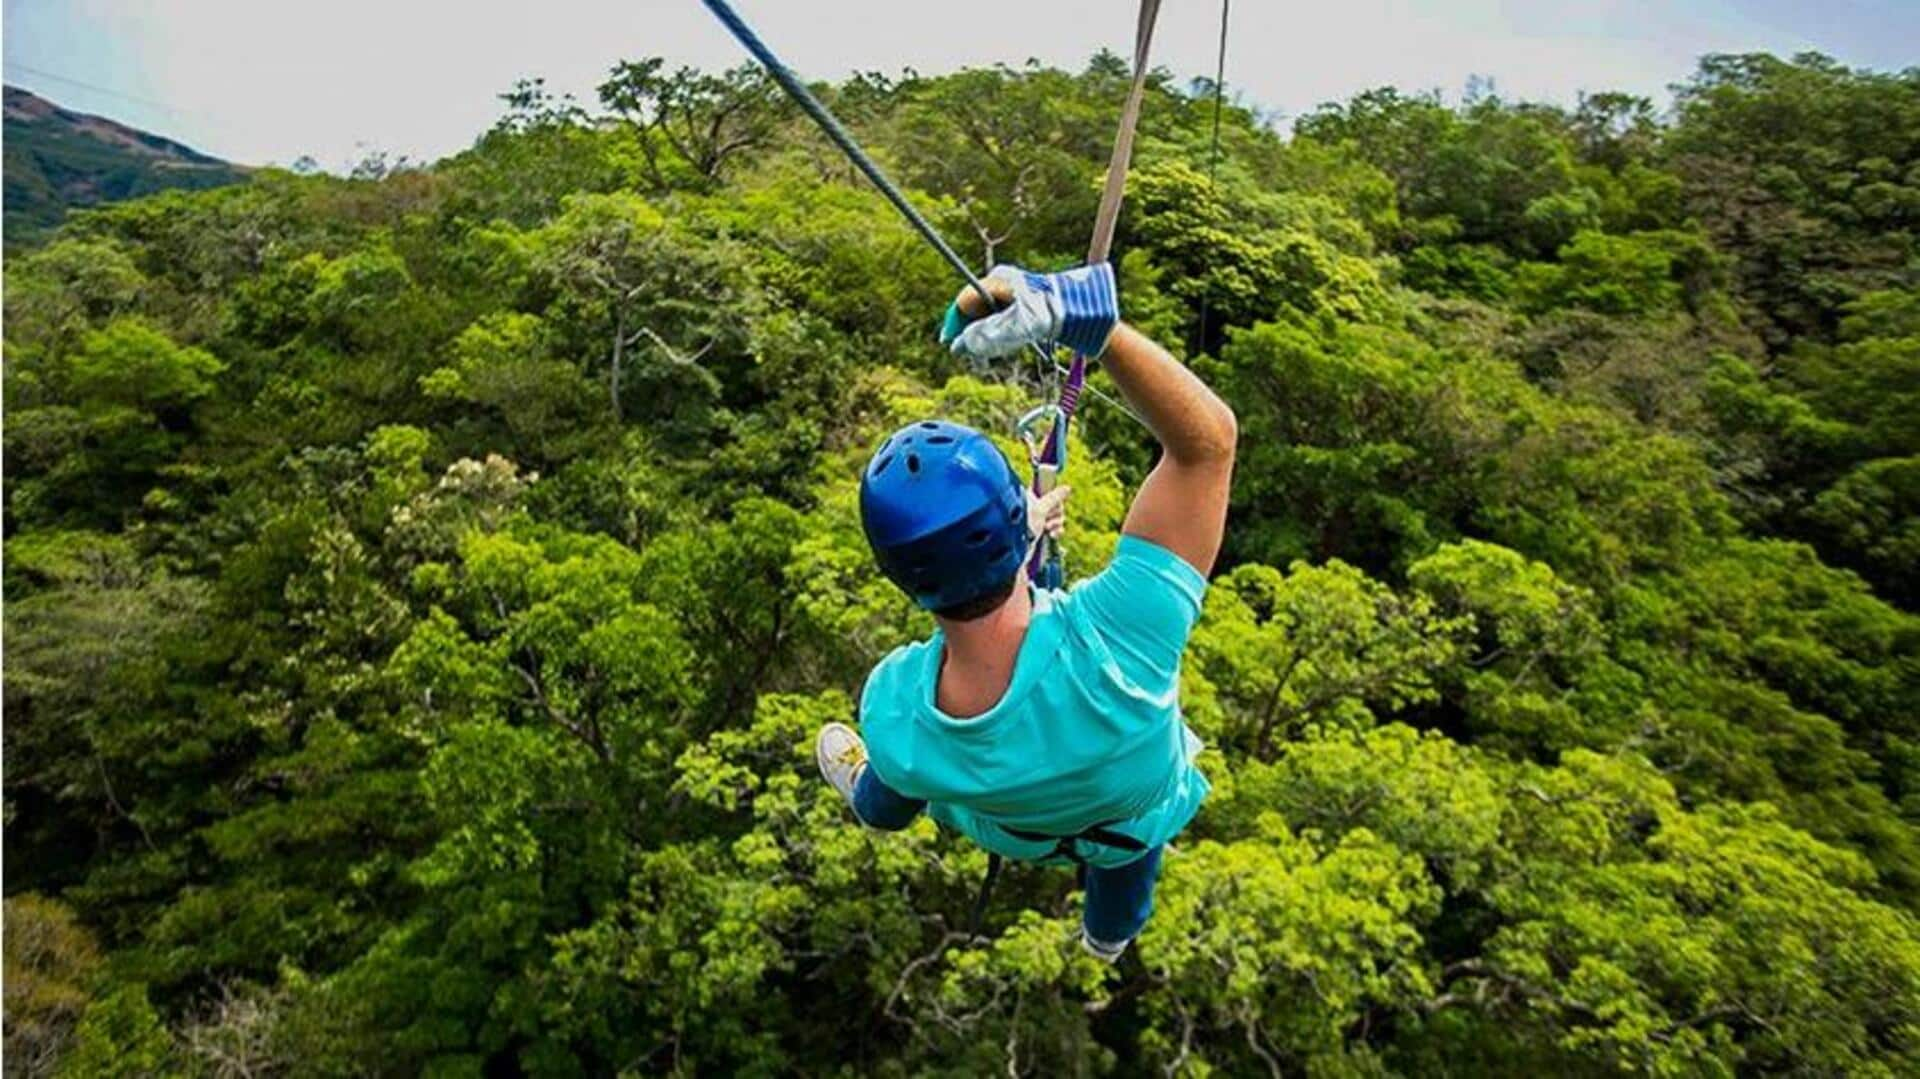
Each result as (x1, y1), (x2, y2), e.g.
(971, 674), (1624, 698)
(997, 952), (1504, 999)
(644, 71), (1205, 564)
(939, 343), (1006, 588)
(4, 84), (248, 247)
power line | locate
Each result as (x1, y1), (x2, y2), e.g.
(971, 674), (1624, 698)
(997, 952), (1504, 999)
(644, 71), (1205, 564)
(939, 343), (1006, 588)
(1194, 0), (1230, 358)
(3, 61), (185, 117)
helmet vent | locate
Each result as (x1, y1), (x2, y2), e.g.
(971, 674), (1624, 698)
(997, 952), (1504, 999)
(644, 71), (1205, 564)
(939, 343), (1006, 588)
(906, 454), (921, 474)
(928, 435), (954, 445)
(872, 453), (895, 476)
(966, 529), (990, 546)
(919, 421), (940, 430)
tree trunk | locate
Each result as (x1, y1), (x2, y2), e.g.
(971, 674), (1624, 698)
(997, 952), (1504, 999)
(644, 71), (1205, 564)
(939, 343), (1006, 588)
(610, 306), (625, 419)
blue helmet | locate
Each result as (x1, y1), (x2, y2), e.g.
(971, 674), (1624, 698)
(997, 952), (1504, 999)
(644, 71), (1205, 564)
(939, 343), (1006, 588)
(860, 420), (1028, 611)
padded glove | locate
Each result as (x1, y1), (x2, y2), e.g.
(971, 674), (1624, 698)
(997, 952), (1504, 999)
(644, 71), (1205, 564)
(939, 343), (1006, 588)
(939, 262), (1118, 361)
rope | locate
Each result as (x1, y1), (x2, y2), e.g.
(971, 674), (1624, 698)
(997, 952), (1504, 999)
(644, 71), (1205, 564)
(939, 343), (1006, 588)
(1028, 0), (1164, 588)
(1194, 0), (1231, 356)
(1086, 0), (1163, 265)
(5, 63), (188, 118)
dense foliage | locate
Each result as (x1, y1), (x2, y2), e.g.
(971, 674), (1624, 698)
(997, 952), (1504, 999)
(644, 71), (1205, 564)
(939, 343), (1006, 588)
(6, 49), (1919, 1076)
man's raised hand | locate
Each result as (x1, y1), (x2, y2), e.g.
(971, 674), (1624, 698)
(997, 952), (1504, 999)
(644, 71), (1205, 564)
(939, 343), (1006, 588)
(1027, 484), (1071, 543)
(939, 263), (1119, 362)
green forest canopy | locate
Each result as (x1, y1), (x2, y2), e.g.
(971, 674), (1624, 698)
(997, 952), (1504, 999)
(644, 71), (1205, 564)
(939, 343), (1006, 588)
(5, 49), (1920, 1076)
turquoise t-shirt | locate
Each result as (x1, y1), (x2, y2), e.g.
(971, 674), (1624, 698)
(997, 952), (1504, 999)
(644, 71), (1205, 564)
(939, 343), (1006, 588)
(859, 536), (1211, 869)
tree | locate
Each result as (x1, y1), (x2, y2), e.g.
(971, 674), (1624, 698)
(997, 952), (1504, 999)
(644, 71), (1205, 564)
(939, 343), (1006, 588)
(597, 58), (786, 190)
(1807, 456), (1920, 606)
(530, 192), (753, 426)
(1667, 53), (1920, 347)
(1126, 159), (1386, 348)
(1186, 560), (1464, 759)
(419, 311), (598, 463)
(440, 79), (620, 227)
(1569, 91), (1662, 171)
(1, 238), (147, 358)
(1409, 540), (1607, 752)
(4, 897), (105, 1078)
(5, 319), (223, 530)
(58, 985), (179, 1078)
(1142, 821), (1441, 1073)
(878, 63), (1117, 265)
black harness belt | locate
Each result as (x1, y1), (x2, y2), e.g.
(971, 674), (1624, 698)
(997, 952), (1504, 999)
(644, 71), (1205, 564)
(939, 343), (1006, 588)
(969, 820), (1149, 938)
(998, 820), (1149, 864)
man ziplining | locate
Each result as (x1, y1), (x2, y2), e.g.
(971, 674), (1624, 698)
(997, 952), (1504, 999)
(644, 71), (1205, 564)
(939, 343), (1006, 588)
(814, 262), (1237, 960)
(693, 0), (1222, 960)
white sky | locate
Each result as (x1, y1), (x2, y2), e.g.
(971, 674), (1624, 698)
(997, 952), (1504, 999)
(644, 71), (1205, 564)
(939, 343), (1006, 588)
(4, 1), (1916, 169)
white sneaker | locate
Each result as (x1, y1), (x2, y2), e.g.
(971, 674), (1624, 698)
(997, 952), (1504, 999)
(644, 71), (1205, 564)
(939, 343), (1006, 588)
(815, 722), (868, 804)
(1080, 930), (1130, 963)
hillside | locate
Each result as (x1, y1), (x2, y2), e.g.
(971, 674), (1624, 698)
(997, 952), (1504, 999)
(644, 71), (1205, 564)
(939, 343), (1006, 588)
(3, 85), (246, 247)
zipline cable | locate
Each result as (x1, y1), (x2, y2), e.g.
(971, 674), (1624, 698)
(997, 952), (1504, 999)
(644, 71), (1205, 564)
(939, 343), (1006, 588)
(1052, 365), (1145, 426)
(700, 0), (1078, 405)
(5, 61), (190, 117)
(1194, 0), (1231, 357)
(697, 0), (997, 315)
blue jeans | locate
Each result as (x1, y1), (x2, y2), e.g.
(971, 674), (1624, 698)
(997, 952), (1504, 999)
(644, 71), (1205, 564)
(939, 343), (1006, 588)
(853, 767), (1164, 944)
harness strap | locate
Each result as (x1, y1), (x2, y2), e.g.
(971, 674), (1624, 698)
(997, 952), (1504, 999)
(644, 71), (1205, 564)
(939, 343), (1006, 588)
(970, 820), (1145, 936)
(1086, 0), (1162, 267)
(999, 819), (1149, 863)
(969, 853), (1004, 938)
(1029, 0), (1164, 586)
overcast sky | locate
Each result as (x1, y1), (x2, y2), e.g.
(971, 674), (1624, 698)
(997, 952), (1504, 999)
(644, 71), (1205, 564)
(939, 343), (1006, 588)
(4, 0), (1916, 169)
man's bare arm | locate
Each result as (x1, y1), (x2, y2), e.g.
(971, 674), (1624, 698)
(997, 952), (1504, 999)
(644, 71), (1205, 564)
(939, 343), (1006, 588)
(1098, 324), (1236, 576)
(955, 285), (1236, 576)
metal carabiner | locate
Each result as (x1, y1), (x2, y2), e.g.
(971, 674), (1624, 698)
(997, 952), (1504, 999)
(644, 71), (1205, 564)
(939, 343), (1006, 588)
(1015, 403), (1066, 475)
